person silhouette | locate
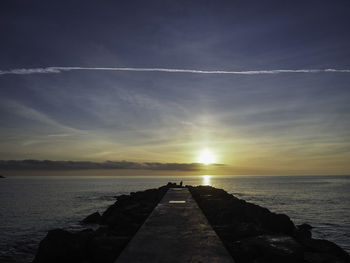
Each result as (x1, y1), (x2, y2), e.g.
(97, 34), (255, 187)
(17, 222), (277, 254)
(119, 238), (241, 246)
(180, 180), (183, 187)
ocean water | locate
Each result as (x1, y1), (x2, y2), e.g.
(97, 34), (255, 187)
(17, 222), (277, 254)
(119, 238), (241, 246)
(0, 175), (349, 262)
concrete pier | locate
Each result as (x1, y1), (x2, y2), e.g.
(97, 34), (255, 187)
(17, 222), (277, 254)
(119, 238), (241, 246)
(115, 188), (234, 263)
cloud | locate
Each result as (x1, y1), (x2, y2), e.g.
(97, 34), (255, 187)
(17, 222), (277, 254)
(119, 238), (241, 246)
(1, 66), (350, 76)
(1, 100), (83, 134)
(0, 160), (224, 171)
(0, 68), (62, 75)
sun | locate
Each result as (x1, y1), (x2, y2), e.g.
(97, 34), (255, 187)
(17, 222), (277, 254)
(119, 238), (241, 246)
(198, 149), (215, 165)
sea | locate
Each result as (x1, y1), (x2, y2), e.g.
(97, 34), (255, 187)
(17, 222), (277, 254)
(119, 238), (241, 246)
(0, 175), (349, 262)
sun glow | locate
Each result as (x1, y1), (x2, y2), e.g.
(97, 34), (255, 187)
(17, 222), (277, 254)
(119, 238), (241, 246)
(198, 149), (215, 165)
(202, 175), (211, 185)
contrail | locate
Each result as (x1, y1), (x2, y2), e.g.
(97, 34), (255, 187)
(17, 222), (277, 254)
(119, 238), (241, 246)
(1, 66), (350, 76)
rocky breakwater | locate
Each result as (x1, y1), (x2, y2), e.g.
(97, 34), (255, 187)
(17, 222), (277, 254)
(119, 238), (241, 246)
(32, 183), (175, 263)
(33, 184), (349, 263)
(189, 185), (350, 263)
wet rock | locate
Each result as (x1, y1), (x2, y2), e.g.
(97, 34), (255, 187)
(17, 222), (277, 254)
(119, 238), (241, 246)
(82, 212), (101, 224)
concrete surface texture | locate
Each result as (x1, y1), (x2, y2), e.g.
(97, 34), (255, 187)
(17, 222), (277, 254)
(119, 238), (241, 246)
(115, 188), (234, 263)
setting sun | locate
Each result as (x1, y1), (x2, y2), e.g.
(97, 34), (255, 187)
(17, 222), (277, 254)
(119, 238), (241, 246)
(198, 149), (215, 165)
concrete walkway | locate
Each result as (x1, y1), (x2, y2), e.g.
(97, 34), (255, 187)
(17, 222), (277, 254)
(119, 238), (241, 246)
(115, 188), (234, 263)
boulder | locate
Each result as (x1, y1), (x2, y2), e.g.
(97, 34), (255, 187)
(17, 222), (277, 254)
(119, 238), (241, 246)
(32, 228), (93, 263)
(88, 236), (131, 263)
(304, 251), (348, 263)
(301, 238), (350, 262)
(231, 235), (304, 263)
(263, 213), (296, 235)
(214, 223), (264, 242)
(82, 212), (101, 224)
(234, 222), (264, 239)
(294, 223), (313, 240)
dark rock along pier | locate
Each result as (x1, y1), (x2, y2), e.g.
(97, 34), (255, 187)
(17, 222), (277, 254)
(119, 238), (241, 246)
(33, 183), (350, 263)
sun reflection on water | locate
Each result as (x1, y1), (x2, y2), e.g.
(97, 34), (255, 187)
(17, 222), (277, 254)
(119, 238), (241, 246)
(202, 175), (211, 185)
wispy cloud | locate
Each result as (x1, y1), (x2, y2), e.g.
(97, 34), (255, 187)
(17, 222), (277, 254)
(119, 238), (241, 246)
(2, 100), (83, 134)
(1, 66), (350, 76)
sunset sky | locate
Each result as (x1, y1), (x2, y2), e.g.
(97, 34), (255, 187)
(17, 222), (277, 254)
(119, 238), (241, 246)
(1, 1), (350, 175)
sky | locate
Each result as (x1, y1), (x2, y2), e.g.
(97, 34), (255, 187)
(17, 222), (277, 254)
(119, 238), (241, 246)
(1, 0), (350, 175)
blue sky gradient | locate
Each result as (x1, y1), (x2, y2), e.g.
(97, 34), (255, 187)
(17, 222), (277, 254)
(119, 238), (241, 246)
(1, 0), (350, 174)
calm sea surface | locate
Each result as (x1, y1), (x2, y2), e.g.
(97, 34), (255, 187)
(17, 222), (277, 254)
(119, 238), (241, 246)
(0, 175), (349, 262)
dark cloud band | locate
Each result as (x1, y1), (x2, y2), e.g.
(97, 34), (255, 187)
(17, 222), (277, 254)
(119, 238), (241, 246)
(0, 160), (224, 171)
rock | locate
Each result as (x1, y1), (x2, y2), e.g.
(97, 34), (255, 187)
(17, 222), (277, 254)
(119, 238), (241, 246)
(214, 223), (264, 242)
(301, 238), (350, 262)
(263, 213), (296, 235)
(116, 194), (129, 202)
(33, 184), (172, 263)
(294, 223), (313, 240)
(33, 184), (350, 263)
(32, 228), (93, 263)
(166, 182), (178, 188)
(189, 185), (296, 235)
(88, 236), (131, 263)
(231, 235), (304, 263)
(234, 222), (264, 239)
(189, 185), (350, 263)
(101, 186), (168, 226)
(82, 212), (101, 224)
(298, 223), (313, 231)
(304, 251), (348, 263)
